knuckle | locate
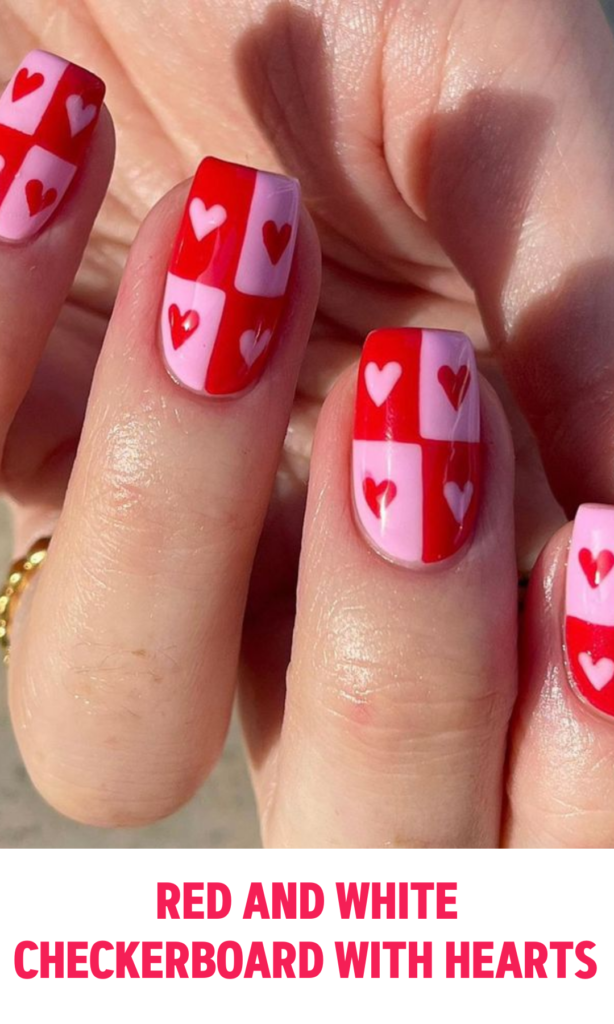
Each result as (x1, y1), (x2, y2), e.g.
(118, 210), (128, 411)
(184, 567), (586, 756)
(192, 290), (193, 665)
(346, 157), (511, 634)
(295, 583), (514, 758)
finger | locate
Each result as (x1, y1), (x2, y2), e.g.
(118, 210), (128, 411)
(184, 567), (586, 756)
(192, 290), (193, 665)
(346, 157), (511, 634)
(0, 50), (111, 477)
(9, 157), (320, 826)
(262, 328), (517, 848)
(384, 0), (614, 512)
(506, 506), (614, 847)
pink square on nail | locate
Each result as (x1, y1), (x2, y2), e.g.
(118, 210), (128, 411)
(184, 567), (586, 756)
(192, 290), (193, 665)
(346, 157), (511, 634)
(419, 330), (479, 442)
(0, 51), (68, 136)
(234, 171), (299, 298)
(0, 144), (76, 240)
(161, 272), (226, 394)
(352, 439), (423, 565)
(566, 505), (614, 627)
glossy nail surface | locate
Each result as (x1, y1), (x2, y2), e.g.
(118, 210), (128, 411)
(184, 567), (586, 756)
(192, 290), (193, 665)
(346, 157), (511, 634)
(566, 504), (614, 717)
(161, 156), (300, 396)
(0, 50), (104, 240)
(352, 328), (480, 566)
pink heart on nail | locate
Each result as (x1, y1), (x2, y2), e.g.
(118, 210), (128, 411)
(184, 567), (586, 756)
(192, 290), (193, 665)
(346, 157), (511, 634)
(364, 361), (402, 407)
(189, 199), (227, 241)
(66, 94), (98, 136)
(579, 652), (614, 692)
(240, 328), (272, 367)
(444, 481), (474, 524)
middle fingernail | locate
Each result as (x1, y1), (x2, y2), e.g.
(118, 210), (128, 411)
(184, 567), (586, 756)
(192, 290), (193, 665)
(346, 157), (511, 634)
(352, 327), (481, 567)
(160, 156), (300, 397)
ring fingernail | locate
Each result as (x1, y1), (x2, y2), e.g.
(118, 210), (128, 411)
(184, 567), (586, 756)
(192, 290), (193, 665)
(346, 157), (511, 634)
(0, 50), (104, 241)
(565, 504), (614, 717)
(352, 327), (481, 567)
(161, 156), (300, 396)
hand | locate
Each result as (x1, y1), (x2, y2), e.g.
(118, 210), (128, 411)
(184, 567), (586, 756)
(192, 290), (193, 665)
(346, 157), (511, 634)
(3, 0), (614, 846)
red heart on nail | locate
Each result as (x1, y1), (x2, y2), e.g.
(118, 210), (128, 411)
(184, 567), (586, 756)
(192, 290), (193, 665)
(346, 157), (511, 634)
(579, 548), (614, 588)
(262, 221), (291, 265)
(25, 179), (57, 217)
(363, 477), (397, 518)
(438, 365), (471, 410)
(168, 304), (200, 349)
(12, 68), (44, 102)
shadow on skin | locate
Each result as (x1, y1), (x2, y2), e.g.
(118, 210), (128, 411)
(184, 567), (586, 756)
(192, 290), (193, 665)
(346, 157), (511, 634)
(235, 1), (394, 263)
(507, 259), (614, 515)
(426, 88), (555, 343)
(427, 91), (614, 515)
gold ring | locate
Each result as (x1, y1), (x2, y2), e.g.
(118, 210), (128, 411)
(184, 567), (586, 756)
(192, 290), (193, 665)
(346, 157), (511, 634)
(0, 537), (51, 663)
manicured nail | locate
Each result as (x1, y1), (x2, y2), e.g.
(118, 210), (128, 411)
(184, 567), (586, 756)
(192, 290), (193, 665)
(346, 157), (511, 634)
(352, 328), (480, 566)
(0, 50), (104, 241)
(161, 156), (300, 396)
(565, 504), (614, 717)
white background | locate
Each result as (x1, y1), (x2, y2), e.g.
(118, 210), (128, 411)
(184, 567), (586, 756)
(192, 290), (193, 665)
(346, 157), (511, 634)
(0, 849), (610, 1022)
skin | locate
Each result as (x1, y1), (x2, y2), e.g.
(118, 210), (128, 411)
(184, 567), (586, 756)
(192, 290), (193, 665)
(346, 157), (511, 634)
(2, 0), (614, 846)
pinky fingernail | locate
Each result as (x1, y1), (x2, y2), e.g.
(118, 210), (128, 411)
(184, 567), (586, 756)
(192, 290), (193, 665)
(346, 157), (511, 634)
(0, 50), (104, 241)
(352, 328), (481, 567)
(565, 504), (614, 717)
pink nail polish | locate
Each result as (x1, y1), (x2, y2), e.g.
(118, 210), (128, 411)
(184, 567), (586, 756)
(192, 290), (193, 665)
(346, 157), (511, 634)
(566, 504), (614, 717)
(0, 50), (104, 240)
(160, 156), (300, 396)
(352, 328), (481, 566)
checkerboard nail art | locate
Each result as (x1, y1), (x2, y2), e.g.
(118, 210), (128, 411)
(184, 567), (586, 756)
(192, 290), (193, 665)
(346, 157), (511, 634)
(565, 505), (614, 718)
(160, 156), (300, 396)
(352, 328), (481, 566)
(0, 50), (104, 241)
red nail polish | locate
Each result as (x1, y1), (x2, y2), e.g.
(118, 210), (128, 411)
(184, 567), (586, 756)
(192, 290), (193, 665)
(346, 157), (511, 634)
(0, 50), (104, 240)
(353, 328), (481, 566)
(161, 156), (300, 396)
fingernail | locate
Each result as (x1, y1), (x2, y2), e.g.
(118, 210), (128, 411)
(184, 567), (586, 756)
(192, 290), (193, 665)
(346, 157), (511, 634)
(352, 327), (480, 566)
(0, 50), (104, 241)
(565, 504), (614, 717)
(161, 156), (300, 396)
